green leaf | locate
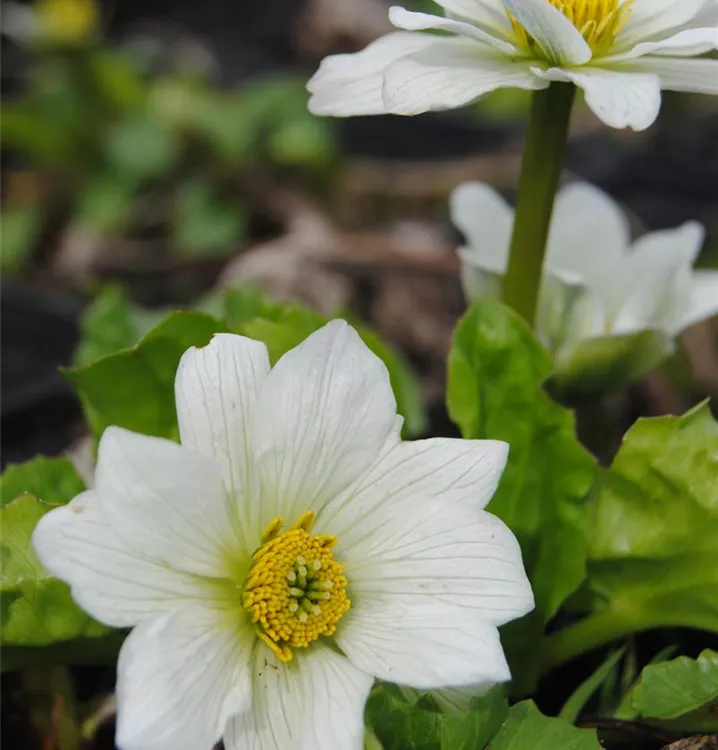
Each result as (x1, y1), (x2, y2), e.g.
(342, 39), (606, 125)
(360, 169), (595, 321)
(0, 490), (111, 653)
(366, 685), (508, 750)
(548, 331), (674, 404)
(237, 300), (426, 438)
(74, 286), (166, 366)
(559, 647), (625, 723)
(173, 179), (246, 257)
(66, 311), (229, 440)
(1, 206), (42, 270)
(447, 300), (594, 688)
(490, 701), (601, 750)
(1, 457), (85, 507)
(104, 110), (178, 182)
(586, 402), (718, 636)
(628, 650), (718, 732)
(74, 174), (134, 234)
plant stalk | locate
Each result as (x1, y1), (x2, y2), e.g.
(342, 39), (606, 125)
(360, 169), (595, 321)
(502, 82), (575, 326)
(542, 609), (638, 673)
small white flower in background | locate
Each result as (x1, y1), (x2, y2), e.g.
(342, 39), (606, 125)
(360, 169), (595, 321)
(453, 181), (718, 358)
(33, 321), (533, 750)
(307, 0), (718, 131)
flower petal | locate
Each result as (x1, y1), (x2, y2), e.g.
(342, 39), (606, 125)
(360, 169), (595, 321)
(612, 222), (706, 334)
(116, 603), (253, 750)
(451, 182), (513, 274)
(501, 0), (592, 64)
(608, 27), (718, 60)
(534, 66), (661, 131)
(224, 643), (373, 750)
(250, 320), (400, 530)
(32, 491), (217, 628)
(337, 599), (510, 689)
(317, 438), (509, 546)
(389, 6), (517, 53)
(620, 57), (718, 96)
(678, 270), (718, 332)
(307, 32), (435, 116)
(382, 37), (546, 116)
(546, 182), (631, 317)
(619, 0), (710, 46)
(434, 0), (514, 38)
(175, 333), (270, 551)
(94, 426), (236, 578)
(340, 496), (534, 628)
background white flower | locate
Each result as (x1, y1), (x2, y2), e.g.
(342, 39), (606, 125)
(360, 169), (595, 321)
(453, 181), (718, 358)
(33, 321), (533, 750)
(307, 0), (718, 131)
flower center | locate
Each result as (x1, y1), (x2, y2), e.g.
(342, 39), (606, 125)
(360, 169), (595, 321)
(511, 0), (634, 57)
(242, 512), (350, 662)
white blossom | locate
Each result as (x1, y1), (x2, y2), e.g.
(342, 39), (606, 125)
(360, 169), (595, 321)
(453, 181), (718, 357)
(33, 321), (533, 750)
(307, 0), (718, 131)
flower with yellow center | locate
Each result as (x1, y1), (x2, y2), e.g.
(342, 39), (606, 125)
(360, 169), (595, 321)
(307, 0), (718, 131)
(33, 321), (533, 750)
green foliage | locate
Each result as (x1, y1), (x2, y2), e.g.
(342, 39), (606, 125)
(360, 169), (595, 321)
(586, 402), (718, 635)
(489, 701), (601, 750)
(628, 650), (718, 732)
(447, 300), (594, 688)
(559, 648), (625, 723)
(0, 206), (43, 270)
(74, 173), (135, 234)
(1, 457), (85, 507)
(0, 459), (113, 659)
(66, 311), (229, 440)
(173, 179), (246, 257)
(548, 331), (675, 403)
(103, 110), (179, 182)
(366, 686), (508, 750)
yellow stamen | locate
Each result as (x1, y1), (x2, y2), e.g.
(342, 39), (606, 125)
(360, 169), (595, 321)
(510, 0), (634, 57)
(243, 516), (351, 662)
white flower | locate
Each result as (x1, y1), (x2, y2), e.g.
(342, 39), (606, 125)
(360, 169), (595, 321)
(33, 321), (533, 750)
(307, 0), (718, 131)
(453, 181), (718, 358)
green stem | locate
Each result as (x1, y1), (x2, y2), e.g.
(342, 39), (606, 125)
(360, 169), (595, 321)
(502, 82), (575, 326)
(542, 609), (638, 673)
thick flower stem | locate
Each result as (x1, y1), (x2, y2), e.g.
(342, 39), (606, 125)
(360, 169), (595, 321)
(502, 83), (575, 326)
(541, 609), (638, 673)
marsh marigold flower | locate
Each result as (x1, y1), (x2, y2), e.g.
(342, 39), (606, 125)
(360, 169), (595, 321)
(33, 321), (533, 750)
(454, 181), (718, 357)
(307, 0), (718, 131)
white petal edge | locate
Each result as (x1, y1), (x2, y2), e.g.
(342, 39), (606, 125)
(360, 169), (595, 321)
(307, 32), (435, 116)
(389, 6), (517, 54)
(618, 0), (711, 47)
(317, 438), (509, 547)
(175, 333), (270, 552)
(383, 38), (547, 116)
(341, 497), (534, 628)
(533, 66), (661, 131)
(249, 320), (400, 531)
(677, 270), (718, 332)
(618, 57), (718, 96)
(115, 603), (254, 750)
(94, 426), (236, 578)
(450, 182), (513, 274)
(433, 0), (515, 39)
(501, 0), (592, 64)
(337, 599), (511, 689)
(224, 642), (373, 750)
(32, 491), (219, 628)
(606, 27), (718, 61)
